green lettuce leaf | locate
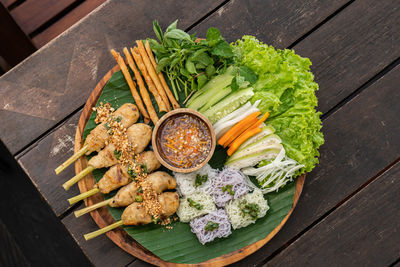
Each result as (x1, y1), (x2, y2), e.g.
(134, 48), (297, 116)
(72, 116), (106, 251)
(232, 36), (324, 173)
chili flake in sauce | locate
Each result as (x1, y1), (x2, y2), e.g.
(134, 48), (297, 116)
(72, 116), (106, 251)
(159, 114), (212, 169)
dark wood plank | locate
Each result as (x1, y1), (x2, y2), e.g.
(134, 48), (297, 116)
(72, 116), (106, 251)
(266, 160), (400, 266)
(230, 65), (400, 266)
(32, 0), (108, 48)
(18, 112), (81, 216)
(10, 0), (79, 35)
(0, 0), (227, 155)
(294, 0), (400, 114)
(0, 0), (16, 8)
(62, 203), (135, 267)
(0, 3), (36, 67)
(0, 140), (91, 266)
(191, 0), (349, 46)
(192, 0), (400, 114)
(0, 219), (30, 267)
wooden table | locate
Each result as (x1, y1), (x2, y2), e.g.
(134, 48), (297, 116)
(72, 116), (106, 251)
(1, 0), (399, 266)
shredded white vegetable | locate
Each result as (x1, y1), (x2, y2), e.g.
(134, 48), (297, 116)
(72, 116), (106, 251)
(213, 100), (260, 139)
(242, 149), (304, 193)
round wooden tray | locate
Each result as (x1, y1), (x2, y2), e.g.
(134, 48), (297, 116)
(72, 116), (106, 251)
(74, 65), (306, 267)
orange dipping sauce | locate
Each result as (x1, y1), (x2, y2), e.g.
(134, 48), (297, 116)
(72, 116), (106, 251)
(158, 114), (212, 169)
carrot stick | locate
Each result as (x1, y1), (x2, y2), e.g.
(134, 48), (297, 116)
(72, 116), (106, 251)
(144, 40), (180, 109)
(248, 111), (270, 130)
(110, 49), (150, 124)
(123, 47), (159, 125)
(131, 47), (168, 113)
(217, 112), (261, 147)
(136, 40), (171, 111)
(227, 127), (262, 156)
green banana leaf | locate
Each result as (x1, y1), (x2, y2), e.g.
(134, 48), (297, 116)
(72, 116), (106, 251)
(83, 70), (296, 264)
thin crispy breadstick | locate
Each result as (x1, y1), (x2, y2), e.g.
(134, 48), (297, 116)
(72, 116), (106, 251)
(110, 49), (150, 124)
(131, 47), (168, 113)
(145, 40), (180, 109)
(123, 48), (159, 124)
(136, 40), (171, 111)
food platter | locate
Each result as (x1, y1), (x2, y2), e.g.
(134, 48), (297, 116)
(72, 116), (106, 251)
(74, 64), (306, 266)
(54, 20), (324, 267)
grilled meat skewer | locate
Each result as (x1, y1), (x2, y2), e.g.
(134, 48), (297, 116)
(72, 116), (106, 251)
(68, 151), (160, 204)
(63, 123), (152, 190)
(84, 192), (179, 240)
(55, 103), (139, 174)
(74, 171), (176, 217)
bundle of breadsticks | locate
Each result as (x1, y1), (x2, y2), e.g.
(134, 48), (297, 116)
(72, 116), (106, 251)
(111, 40), (180, 125)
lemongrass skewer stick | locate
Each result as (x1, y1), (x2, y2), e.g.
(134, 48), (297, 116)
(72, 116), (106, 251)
(122, 47), (159, 124)
(68, 188), (100, 205)
(136, 40), (171, 111)
(110, 49), (150, 124)
(84, 221), (124, 241)
(62, 166), (95, 190)
(74, 198), (113, 218)
(55, 145), (88, 175)
(144, 40), (180, 109)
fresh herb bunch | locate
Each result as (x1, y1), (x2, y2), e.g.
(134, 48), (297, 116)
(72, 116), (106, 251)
(148, 20), (235, 100)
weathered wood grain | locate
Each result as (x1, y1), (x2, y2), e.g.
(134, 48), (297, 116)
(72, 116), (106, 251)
(192, 0), (400, 114)
(62, 203), (135, 267)
(191, 0), (349, 46)
(294, 0), (400, 114)
(0, 3), (36, 67)
(0, 0), (227, 155)
(231, 65), (400, 266)
(32, 0), (108, 47)
(266, 160), (400, 266)
(10, 0), (79, 35)
(0, 0), (16, 8)
(18, 112), (81, 216)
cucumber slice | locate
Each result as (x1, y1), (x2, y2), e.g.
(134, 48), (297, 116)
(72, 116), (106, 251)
(226, 144), (283, 170)
(198, 86), (232, 112)
(229, 134), (282, 161)
(203, 87), (254, 124)
(238, 125), (275, 149)
(186, 71), (234, 108)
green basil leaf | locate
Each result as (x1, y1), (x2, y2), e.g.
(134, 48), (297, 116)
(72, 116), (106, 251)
(148, 39), (167, 54)
(156, 57), (171, 73)
(190, 48), (208, 61)
(185, 60), (196, 74)
(170, 57), (180, 69)
(206, 65), (216, 77)
(211, 40), (234, 58)
(180, 67), (191, 77)
(153, 20), (164, 43)
(193, 52), (213, 66)
(166, 19), (178, 33)
(195, 62), (206, 69)
(206, 27), (222, 46)
(164, 29), (191, 41)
